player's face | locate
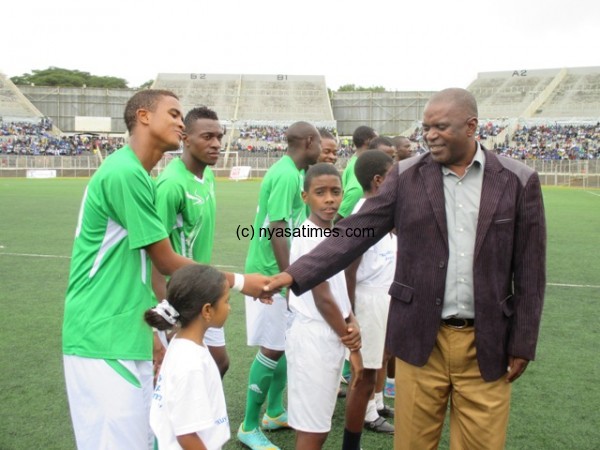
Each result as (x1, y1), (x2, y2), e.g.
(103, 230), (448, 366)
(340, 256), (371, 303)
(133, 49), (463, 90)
(302, 174), (342, 227)
(422, 101), (477, 170)
(305, 132), (322, 166)
(208, 282), (230, 328)
(318, 138), (338, 164)
(395, 139), (412, 161)
(377, 144), (396, 159)
(147, 95), (184, 151)
(183, 119), (224, 166)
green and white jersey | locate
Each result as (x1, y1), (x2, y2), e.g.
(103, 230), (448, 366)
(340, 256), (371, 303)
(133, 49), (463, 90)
(338, 155), (363, 218)
(155, 158), (216, 264)
(63, 146), (168, 361)
(245, 155), (305, 276)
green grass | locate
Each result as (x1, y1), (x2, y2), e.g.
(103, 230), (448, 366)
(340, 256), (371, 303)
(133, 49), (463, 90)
(0, 180), (599, 450)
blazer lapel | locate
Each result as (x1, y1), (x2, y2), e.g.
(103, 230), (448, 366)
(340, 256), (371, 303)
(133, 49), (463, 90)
(420, 161), (448, 248)
(474, 152), (508, 259)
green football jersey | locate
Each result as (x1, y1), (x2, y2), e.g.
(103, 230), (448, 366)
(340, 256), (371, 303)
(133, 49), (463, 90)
(62, 146), (168, 360)
(338, 155), (363, 218)
(155, 158), (216, 264)
(245, 155), (305, 276)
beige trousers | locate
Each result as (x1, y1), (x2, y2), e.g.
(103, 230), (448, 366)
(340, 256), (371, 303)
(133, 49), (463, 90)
(394, 324), (511, 450)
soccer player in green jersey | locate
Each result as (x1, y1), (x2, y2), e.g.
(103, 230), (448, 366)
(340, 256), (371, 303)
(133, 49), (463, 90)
(335, 125), (378, 222)
(237, 122), (321, 450)
(153, 106), (230, 377)
(62, 90), (272, 450)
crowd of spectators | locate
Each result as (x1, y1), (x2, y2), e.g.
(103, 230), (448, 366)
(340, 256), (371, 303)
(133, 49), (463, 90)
(408, 122), (599, 160)
(500, 123), (600, 160)
(0, 119), (124, 156)
(2, 119), (598, 161)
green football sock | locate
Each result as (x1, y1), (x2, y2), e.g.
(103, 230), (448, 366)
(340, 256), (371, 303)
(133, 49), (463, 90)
(266, 354), (287, 418)
(242, 351), (278, 431)
(342, 358), (351, 378)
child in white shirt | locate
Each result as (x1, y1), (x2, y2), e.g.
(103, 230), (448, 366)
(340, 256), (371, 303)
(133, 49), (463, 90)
(286, 163), (362, 450)
(145, 264), (231, 450)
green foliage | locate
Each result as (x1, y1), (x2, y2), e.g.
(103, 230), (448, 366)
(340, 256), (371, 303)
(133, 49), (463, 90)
(10, 67), (128, 88)
(139, 79), (155, 89)
(337, 84), (387, 92)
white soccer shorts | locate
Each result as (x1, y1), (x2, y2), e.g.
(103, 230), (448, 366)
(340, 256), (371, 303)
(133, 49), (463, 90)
(245, 293), (293, 350)
(286, 315), (345, 433)
(63, 355), (154, 450)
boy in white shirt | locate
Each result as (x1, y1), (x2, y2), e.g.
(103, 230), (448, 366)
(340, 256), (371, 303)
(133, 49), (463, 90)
(344, 150), (396, 447)
(286, 163), (362, 450)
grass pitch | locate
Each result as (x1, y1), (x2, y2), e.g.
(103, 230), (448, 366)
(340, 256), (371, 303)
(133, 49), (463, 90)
(0, 178), (598, 449)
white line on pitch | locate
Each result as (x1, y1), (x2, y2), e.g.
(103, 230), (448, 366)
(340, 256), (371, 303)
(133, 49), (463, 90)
(585, 191), (600, 197)
(547, 282), (600, 289)
(0, 252), (70, 259)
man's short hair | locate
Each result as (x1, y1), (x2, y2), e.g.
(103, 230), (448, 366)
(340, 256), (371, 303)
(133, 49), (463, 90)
(304, 162), (341, 192)
(368, 136), (393, 150)
(355, 149), (393, 192)
(318, 129), (337, 141)
(352, 126), (377, 149)
(391, 136), (410, 146)
(286, 121), (317, 149)
(184, 106), (219, 131)
(123, 89), (179, 133)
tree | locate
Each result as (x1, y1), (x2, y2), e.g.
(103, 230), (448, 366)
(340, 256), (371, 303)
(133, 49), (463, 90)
(11, 67), (128, 88)
(337, 84), (387, 93)
(138, 79), (155, 89)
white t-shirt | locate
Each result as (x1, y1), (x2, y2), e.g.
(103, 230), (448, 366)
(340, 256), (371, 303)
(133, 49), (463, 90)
(150, 338), (230, 450)
(289, 219), (352, 321)
(353, 198), (397, 288)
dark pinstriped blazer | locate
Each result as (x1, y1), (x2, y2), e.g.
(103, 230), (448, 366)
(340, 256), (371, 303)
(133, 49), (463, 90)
(287, 149), (546, 381)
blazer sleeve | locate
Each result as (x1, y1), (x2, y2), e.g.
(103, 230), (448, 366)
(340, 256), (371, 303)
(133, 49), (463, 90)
(287, 164), (400, 296)
(508, 171), (546, 360)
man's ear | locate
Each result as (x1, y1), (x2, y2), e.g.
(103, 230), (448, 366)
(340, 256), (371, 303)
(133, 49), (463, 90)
(466, 117), (478, 137)
(301, 190), (308, 204)
(137, 108), (150, 127)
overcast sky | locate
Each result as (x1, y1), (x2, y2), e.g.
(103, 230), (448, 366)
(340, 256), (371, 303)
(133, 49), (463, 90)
(2, 0), (598, 91)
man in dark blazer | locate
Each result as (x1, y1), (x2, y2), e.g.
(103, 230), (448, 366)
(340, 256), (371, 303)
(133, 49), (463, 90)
(265, 88), (546, 450)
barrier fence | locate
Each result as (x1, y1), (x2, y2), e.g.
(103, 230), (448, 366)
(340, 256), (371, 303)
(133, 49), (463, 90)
(1, 154), (599, 188)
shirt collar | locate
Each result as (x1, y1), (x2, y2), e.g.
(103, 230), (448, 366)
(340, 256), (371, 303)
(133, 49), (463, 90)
(441, 142), (485, 176)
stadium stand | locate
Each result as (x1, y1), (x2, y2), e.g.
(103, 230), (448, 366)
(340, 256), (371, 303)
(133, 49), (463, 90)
(152, 73), (335, 125)
(0, 72), (47, 122)
(532, 67), (600, 118)
(468, 66), (600, 120)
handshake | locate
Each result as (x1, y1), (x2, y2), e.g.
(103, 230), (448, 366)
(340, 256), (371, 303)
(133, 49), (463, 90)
(233, 272), (294, 303)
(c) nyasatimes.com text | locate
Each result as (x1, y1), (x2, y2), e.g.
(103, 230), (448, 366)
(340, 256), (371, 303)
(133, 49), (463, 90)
(236, 224), (375, 241)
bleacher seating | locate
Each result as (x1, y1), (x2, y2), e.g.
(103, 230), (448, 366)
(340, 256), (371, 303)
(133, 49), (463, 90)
(468, 67), (600, 120)
(0, 73), (46, 120)
(152, 73), (334, 124)
(469, 69), (560, 118)
(534, 68), (600, 118)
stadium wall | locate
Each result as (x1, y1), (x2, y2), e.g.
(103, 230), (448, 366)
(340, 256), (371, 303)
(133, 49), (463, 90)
(18, 86), (137, 134)
(331, 91), (434, 136)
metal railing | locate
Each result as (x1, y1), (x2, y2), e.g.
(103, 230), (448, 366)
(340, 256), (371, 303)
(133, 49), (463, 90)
(1, 154), (598, 188)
